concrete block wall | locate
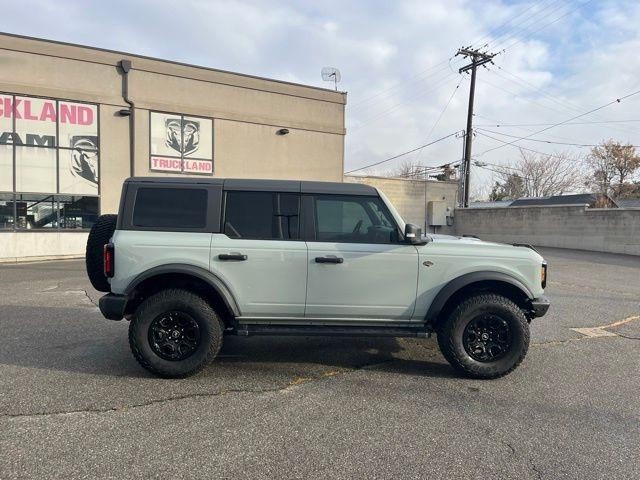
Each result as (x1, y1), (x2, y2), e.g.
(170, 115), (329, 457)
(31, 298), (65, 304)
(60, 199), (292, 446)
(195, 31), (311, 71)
(0, 232), (88, 263)
(344, 175), (458, 233)
(454, 205), (640, 256)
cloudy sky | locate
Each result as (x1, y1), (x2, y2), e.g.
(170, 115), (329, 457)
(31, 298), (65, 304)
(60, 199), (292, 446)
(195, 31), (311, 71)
(3, 0), (640, 193)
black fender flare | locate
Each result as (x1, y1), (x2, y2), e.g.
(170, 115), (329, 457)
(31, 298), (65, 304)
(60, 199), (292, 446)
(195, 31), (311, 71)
(425, 271), (533, 322)
(124, 264), (241, 317)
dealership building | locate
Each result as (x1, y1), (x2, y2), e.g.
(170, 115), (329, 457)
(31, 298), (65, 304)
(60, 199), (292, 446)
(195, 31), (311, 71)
(0, 33), (346, 261)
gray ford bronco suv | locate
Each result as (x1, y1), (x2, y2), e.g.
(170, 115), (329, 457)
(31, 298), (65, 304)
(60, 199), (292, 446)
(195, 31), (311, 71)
(86, 177), (549, 379)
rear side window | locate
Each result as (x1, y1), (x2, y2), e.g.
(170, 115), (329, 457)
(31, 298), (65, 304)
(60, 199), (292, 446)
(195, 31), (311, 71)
(133, 187), (207, 229)
(224, 191), (299, 240)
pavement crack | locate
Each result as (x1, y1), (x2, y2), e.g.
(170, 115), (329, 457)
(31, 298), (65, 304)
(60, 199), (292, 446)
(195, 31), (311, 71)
(82, 289), (98, 307)
(613, 333), (640, 340)
(2, 360), (391, 420)
(528, 458), (543, 480)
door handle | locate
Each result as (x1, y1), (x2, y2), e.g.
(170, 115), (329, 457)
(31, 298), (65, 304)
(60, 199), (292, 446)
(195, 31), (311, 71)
(218, 253), (248, 261)
(315, 256), (344, 264)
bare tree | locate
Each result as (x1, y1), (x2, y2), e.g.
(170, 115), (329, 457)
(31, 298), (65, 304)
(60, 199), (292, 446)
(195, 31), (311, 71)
(387, 159), (425, 178)
(492, 149), (584, 199)
(586, 140), (640, 197)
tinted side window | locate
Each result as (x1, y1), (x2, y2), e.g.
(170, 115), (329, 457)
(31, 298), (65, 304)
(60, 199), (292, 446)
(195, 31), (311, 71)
(133, 188), (207, 229)
(314, 195), (399, 244)
(224, 191), (299, 240)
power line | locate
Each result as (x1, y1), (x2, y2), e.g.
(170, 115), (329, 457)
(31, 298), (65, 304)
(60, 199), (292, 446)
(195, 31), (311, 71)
(475, 130), (591, 161)
(412, 76), (464, 165)
(496, 0), (595, 53)
(476, 127), (640, 148)
(475, 119), (640, 127)
(476, 74), (571, 118)
(475, 88), (640, 156)
(476, 129), (582, 158)
(348, 71), (460, 133)
(344, 131), (463, 174)
(488, 64), (640, 137)
(349, 58), (464, 109)
(473, 114), (595, 144)
(486, 0), (568, 51)
(469, 0), (557, 49)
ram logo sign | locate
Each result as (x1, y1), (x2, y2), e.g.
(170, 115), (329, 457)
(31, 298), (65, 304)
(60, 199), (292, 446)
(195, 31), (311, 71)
(150, 112), (213, 175)
(0, 94), (99, 195)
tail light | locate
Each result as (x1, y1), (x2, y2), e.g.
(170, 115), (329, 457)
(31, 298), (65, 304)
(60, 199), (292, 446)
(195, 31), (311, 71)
(104, 243), (115, 278)
(541, 262), (547, 289)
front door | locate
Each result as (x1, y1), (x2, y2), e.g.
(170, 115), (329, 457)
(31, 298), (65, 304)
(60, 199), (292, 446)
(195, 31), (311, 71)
(211, 190), (307, 318)
(304, 194), (419, 320)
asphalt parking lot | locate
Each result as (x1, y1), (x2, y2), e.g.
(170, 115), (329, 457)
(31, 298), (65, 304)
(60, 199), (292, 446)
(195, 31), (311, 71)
(1, 247), (639, 479)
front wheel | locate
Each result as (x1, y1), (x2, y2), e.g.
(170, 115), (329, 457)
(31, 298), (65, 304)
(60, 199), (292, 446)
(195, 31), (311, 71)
(128, 289), (223, 378)
(437, 293), (530, 379)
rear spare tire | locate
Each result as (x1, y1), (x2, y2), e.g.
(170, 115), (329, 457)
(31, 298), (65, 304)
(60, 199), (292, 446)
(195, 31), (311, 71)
(437, 293), (530, 379)
(85, 214), (117, 292)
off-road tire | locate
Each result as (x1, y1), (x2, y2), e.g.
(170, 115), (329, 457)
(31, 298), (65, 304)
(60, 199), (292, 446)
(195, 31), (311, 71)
(128, 289), (224, 378)
(85, 214), (118, 292)
(437, 293), (530, 379)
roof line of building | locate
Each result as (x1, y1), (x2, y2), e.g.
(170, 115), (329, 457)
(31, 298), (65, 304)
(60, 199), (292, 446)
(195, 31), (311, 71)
(0, 31), (346, 102)
(345, 173), (459, 185)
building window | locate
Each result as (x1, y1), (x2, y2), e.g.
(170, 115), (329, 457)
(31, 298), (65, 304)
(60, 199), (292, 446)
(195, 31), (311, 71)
(58, 196), (99, 230)
(149, 111), (213, 175)
(15, 194), (57, 229)
(0, 92), (100, 231)
(0, 193), (14, 229)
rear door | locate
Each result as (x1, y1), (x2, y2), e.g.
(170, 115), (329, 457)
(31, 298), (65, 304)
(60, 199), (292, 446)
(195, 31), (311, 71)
(303, 194), (419, 320)
(211, 189), (307, 318)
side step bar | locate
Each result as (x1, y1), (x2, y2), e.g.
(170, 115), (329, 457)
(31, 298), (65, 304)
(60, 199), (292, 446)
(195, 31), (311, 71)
(235, 324), (432, 338)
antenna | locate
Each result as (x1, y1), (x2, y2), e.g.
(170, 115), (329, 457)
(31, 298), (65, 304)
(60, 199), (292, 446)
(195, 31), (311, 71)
(321, 67), (341, 91)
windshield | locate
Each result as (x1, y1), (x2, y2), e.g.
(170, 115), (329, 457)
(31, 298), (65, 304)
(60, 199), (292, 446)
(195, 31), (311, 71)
(376, 189), (405, 233)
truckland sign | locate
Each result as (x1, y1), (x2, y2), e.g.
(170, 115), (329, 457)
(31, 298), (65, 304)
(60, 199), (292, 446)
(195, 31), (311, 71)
(150, 112), (213, 175)
(0, 94), (99, 195)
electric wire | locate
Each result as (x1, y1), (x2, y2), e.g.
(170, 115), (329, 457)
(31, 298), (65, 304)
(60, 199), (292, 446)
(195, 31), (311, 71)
(476, 127), (640, 148)
(475, 88), (640, 156)
(344, 131), (463, 174)
(411, 75), (465, 165)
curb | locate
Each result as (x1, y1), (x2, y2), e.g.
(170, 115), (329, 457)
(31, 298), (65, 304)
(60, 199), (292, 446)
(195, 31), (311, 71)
(0, 254), (85, 264)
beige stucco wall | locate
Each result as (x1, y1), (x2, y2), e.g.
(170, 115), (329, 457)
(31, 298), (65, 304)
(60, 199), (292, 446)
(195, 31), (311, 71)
(344, 175), (458, 233)
(0, 33), (346, 217)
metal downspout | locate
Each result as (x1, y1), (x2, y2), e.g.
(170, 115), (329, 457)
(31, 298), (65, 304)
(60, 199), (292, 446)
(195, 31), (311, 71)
(118, 60), (135, 177)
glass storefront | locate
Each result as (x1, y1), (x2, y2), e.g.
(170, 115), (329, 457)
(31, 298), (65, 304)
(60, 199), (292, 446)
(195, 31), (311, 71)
(0, 93), (99, 230)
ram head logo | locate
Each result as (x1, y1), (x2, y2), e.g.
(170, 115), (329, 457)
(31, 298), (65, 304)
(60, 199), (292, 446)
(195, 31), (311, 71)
(165, 118), (200, 156)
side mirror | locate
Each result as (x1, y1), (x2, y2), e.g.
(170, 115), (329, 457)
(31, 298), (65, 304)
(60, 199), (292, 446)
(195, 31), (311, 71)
(404, 223), (427, 245)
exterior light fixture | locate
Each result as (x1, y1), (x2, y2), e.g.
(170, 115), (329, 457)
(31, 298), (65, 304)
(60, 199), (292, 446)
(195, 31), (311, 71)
(117, 109), (132, 116)
(276, 128), (289, 135)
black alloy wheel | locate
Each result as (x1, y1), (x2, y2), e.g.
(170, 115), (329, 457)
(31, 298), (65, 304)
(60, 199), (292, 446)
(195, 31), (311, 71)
(436, 293), (530, 379)
(462, 314), (512, 362)
(148, 311), (201, 361)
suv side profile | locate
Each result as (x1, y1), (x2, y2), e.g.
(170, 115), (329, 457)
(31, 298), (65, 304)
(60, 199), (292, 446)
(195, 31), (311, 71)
(87, 177), (549, 379)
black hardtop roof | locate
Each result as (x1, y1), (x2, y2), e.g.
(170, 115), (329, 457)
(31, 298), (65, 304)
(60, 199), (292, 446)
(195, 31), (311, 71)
(125, 177), (378, 196)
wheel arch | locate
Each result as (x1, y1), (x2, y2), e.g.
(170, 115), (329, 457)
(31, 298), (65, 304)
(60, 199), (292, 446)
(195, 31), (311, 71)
(425, 271), (533, 327)
(124, 264), (240, 325)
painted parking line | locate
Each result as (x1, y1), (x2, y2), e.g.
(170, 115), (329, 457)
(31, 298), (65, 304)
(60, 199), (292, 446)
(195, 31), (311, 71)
(571, 315), (640, 338)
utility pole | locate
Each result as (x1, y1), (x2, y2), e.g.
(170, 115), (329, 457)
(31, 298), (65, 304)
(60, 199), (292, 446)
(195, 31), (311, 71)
(456, 47), (496, 207)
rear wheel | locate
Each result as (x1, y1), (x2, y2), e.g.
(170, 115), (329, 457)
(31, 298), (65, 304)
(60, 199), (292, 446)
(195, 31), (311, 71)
(128, 289), (223, 378)
(437, 293), (529, 379)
